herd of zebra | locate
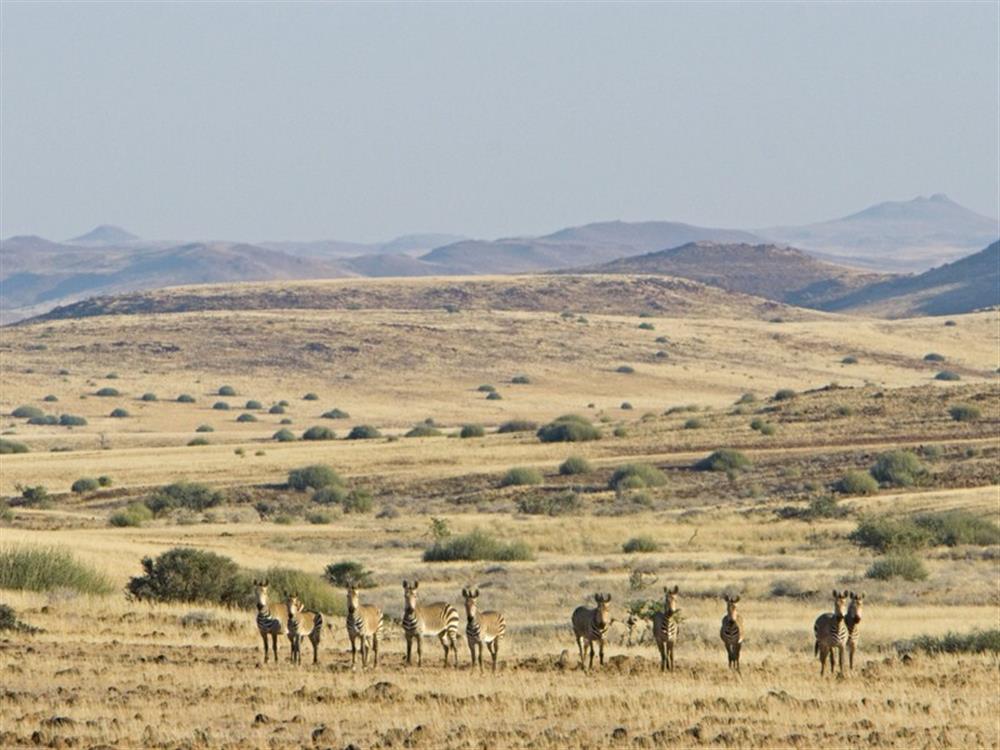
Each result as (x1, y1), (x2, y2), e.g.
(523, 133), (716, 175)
(253, 580), (865, 676)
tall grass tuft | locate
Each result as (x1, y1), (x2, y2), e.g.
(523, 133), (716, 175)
(0, 545), (114, 595)
(423, 530), (533, 562)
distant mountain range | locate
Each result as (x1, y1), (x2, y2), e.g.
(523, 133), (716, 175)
(2, 195), (996, 322)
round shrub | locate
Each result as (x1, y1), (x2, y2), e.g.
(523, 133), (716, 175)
(303, 425), (336, 441)
(0, 439), (29, 454)
(736, 393), (757, 405)
(609, 463), (666, 491)
(773, 389), (796, 401)
(140, 393), (157, 402)
(195, 424), (214, 432)
(616, 365), (635, 374)
(622, 536), (659, 553)
(109, 503), (153, 528)
(405, 424), (443, 438)
(28, 415), (58, 425)
(71, 477), (99, 494)
(187, 437), (210, 446)
(460, 424), (486, 438)
(236, 413), (258, 423)
(537, 415), (601, 443)
(218, 386), (236, 396)
(312, 485), (347, 505)
(177, 394), (196, 403)
(212, 401), (230, 410)
(477, 384), (496, 393)
(923, 353), (945, 362)
(347, 425), (381, 440)
(949, 404), (981, 422)
(341, 489), (373, 514)
(245, 400), (262, 410)
(696, 449), (751, 472)
(486, 391), (503, 401)
(13, 405), (45, 419)
(105, 373), (119, 379)
(836, 470), (879, 496)
(501, 467), (543, 487)
(638, 322), (655, 330)
(841, 356), (858, 365)
(278, 400), (290, 407)
(511, 375), (531, 384)
(59, 414), (87, 426)
(303, 393), (320, 401)
(43, 395), (58, 402)
(870, 451), (926, 487)
(559, 455), (592, 475)
(516, 490), (581, 516)
(268, 404), (285, 414)
(126, 548), (247, 606)
(324, 561), (376, 588)
(98, 476), (112, 487)
(288, 464), (342, 491)
(935, 370), (960, 381)
(110, 408), (130, 418)
(321, 408), (350, 419)
(759, 423), (777, 436)
(613, 426), (628, 438)
(279, 418), (293, 425)
(749, 418), (765, 431)
(272, 428), (297, 442)
(621, 402), (633, 410)
(95, 387), (120, 397)
(865, 553), (928, 582)
(683, 418), (703, 430)
(423, 530), (533, 562)
(145, 482), (223, 515)
(498, 420), (537, 433)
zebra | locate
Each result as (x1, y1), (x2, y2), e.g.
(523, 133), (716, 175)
(401, 580), (460, 667)
(253, 579), (287, 664)
(814, 589), (849, 676)
(846, 591), (865, 671)
(572, 593), (611, 670)
(652, 585), (680, 672)
(461, 587), (506, 673)
(720, 594), (744, 673)
(285, 594), (324, 665)
(346, 582), (383, 669)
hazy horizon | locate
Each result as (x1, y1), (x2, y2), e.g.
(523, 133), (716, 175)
(2, 2), (998, 243)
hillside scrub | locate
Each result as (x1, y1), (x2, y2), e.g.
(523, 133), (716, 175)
(177, 394), (196, 403)
(321, 408), (350, 419)
(236, 413), (258, 423)
(141, 393), (157, 402)
(212, 401), (230, 410)
(501, 467), (543, 487)
(537, 414), (601, 443)
(559, 455), (592, 475)
(914, 511), (1000, 547)
(622, 536), (660, 553)
(71, 477), (100, 494)
(609, 463), (666, 491)
(12, 405), (44, 419)
(773, 389), (796, 401)
(195, 424), (214, 432)
(347, 425), (381, 440)
(516, 490), (581, 516)
(145, 482), (223, 515)
(696, 449), (751, 472)
(59, 414), (88, 426)
(405, 424), (443, 438)
(907, 629), (1000, 655)
(460, 424), (486, 438)
(423, 530), (533, 562)
(302, 426), (336, 440)
(245, 400), (263, 409)
(272, 428), (296, 442)
(866, 553), (928, 582)
(127, 548), (248, 607)
(95, 387), (120, 397)
(288, 464), (343, 491)
(110, 408), (130, 418)
(324, 560), (376, 588)
(498, 420), (537, 433)
(949, 404), (981, 422)
(0, 545), (114, 595)
(0, 439), (29, 454)
(934, 371), (961, 381)
(218, 386), (236, 396)
(835, 471), (879, 496)
(109, 503), (154, 527)
(870, 450), (927, 487)
(28, 415), (58, 425)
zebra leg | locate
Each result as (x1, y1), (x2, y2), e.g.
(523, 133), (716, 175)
(837, 644), (845, 676)
(416, 635), (423, 667)
(405, 634), (413, 666)
(599, 638), (605, 667)
(261, 632), (269, 663)
(350, 634), (358, 669)
(271, 633), (279, 665)
(848, 641), (855, 671)
(734, 643), (741, 674)
(372, 634), (379, 668)
(359, 637), (368, 669)
(478, 642), (484, 673)
(452, 632), (460, 668)
(667, 642), (674, 672)
(588, 641), (595, 671)
(312, 633), (319, 665)
(576, 635), (585, 666)
(439, 633), (449, 667)
(467, 637), (476, 669)
(490, 640), (499, 673)
(657, 641), (666, 672)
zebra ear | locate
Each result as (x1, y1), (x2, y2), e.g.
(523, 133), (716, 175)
(732, 596), (740, 603)
(672, 585), (679, 594)
(473, 588), (479, 597)
(413, 580), (419, 589)
(402, 580), (408, 589)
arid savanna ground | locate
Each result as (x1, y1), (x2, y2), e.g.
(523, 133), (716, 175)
(1, 276), (998, 749)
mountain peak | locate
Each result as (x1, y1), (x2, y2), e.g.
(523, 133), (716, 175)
(68, 225), (140, 245)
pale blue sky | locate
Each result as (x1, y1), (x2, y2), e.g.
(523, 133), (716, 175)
(2, 1), (997, 242)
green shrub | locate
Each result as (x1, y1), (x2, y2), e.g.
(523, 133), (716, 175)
(59, 414), (87, 426)
(303, 393), (320, 401)
(322, 408), (350, 419)
(622, 536), (659, 553)
(638, 322), (655, 330)
(841, 356), (858, 365)
(0, 439), (29, 454)
(140, 393), (157, 402)
(683, 418), (703, 430)
(498, 420), (537, 433)
(502, 466), (543, 487)
(245, 400), (262, 410)
(616, 365), (635, 374)
(559, 455), (592, 475)
(218, 386), (236, 396)
(908, 629), (1000, 655)
(835, 471), (879, 496)
(486, 391), (503, 401)
(696, 449), (751, 472)
(477, 384), (496, 393)
(212, 401), (230, 410)
(109, 503), (154, 528)
(516, 490), (581, 516)
(110, 408), (130, 418)
(537, 414), (601, 443)
(347, 425), (381, 440)
(306, 511), (333, 525)
(913, 511), (1000, 546)
(460, 423), (486, 438)
(255, 566), (345, 615)
(12, 405), (44, 419)
(949, 404), (981, 422)
(870, 450), (926, 487)
(43, 394), (58, 402)
(773, 389), (796, 401)
(18, 485), (50, 507)
(105, 372), (119, 379)
(0, 545), (114, 594)
(0, 603), (31, 632)
(749, 417), (764, 431)
(145, 482), (223, 515)
(613, 426), (628, 438)
(302, 425), (336, 440)
(923, 353), (945, 362)
(71, 477), (99, 494)
(269, 404), (286, 414)
(866, 553), (928, 581)
(736, 393), (757, 405)
(324, 560), (376, 588)
(272, 428), (296, 442)
(610, 463), (666, 491)
(288, 464), (343, 491)
(934, 370), (960, 381)
(405, 424), (443, 438)
(95, 388), (120, 397)
(195, 424), (214, 432)
(177, 394), (196, 403)
(341, 489), (374, 514)
(848, 516), (931, 552)
(279, 418), (293, 425)
(620, 402), (633, 410)
(312, 485), (348, 505)
(236, 413), (257, 423)
(759, 423), (777, 436)
(28, 415), (58, 425)
(511, 375), (531, 384)
(187, 437), (210, 446)
(97, 476), (112, 487)
(127, 547), (249, 606)
(423, 530), (533, 562)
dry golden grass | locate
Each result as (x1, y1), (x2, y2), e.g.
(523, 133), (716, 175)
(1, 279), (998, 748)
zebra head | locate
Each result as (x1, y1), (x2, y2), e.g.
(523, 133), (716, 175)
(461, 587), (480, 620)
(723, 594), (740, 618)
(402, 580), (419, 613)
(848, 591), (865, 622)
(253, 579), (270, 611)
(663, 585), (679, 616)
(286, 593), (304, 617)
(831, 590), (848, 620)
(593, 593), (611, 627)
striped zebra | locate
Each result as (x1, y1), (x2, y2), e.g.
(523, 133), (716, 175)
(846, 591), (865, 671)
(652, 585), (680, 672)
(285, 594), (324, 665)
(461, 587), (506, 673)
(720, 594), (744, 673)
(253, 579), (287, 664)
(572, 593), (611, 670)
(401, 580), (460, 667)
(346, 583), (383, 669)
(814, 589), (849, 676)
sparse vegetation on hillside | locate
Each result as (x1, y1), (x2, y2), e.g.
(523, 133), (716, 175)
(0, 545), (113, 595)
(423, 530), (533, 562)
(696, 449), (751, 472)
(559, 455), (591, 475)
(302, 425), (335, 440)
(866, 553), (928, 582)
(347, 425), (381, 440)
(0, 439), (29, 454)
(321, 408), (349, 419)
(609, 463), (666, 491)
(871, 450), (927, 487)
(145, 482), (223, 515)
(498, 419), (537, 433)
(460, 424), (485, 438)
(501, 466), (543, 487)
(537, 414), (600, 443)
